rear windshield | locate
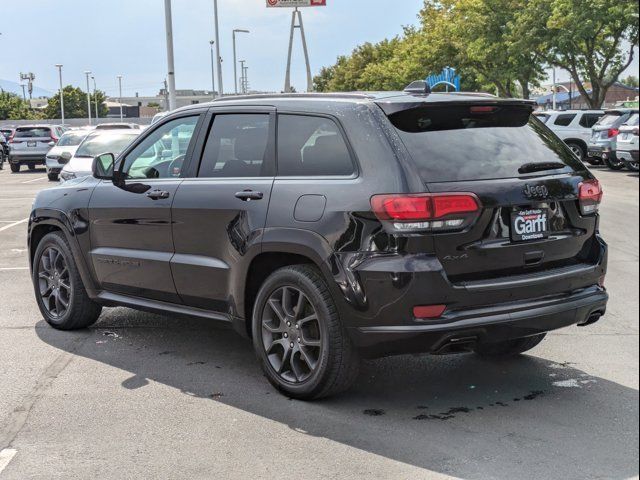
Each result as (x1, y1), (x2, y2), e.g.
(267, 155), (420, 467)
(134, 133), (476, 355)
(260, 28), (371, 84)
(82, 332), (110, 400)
(75, 133), (137, 157)
(595, 113), (624, 126)
(15, 127), (51, 138)
(57, 131), (89, 147)
(389, 105), (583, 182)
(96, 124), (134, 130)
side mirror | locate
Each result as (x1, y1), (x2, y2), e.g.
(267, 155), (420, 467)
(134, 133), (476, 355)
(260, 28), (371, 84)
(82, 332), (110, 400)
(92, 153), (115, 180)
(48, 141), (56, 147)
(59, 151), (72, 164)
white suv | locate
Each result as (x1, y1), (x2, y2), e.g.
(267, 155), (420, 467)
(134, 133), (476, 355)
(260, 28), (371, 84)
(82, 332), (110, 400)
(534, 110), (604, 163)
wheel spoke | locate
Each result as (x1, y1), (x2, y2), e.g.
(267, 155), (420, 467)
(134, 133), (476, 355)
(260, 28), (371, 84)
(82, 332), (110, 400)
(278, 346), (292, 374)
(267, 298), (286, 323)
(298, 314), (317, 326)
(294, 292), (307, 320)
(299, 346), (318, 370)
(262, 317), (284, 334)
(281, 287), (294, 317)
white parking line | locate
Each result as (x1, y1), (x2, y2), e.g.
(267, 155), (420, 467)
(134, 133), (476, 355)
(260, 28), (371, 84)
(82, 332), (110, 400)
(0, 449), (17, 474)
(0, 218), (28, 233)
(20, 176), (47, 184)
(0, 267), (29, 271)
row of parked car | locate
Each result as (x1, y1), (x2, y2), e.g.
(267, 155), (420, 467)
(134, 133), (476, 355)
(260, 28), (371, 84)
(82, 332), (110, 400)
(0, 123), (141, 179)
(534, 107), (639, 172)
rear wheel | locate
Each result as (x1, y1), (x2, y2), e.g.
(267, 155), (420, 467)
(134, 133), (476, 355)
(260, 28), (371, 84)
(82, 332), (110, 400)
(604, 154), (625, 170)
(474, 333), (547, 358)
(33, 231), (102, 330)
(566, 142), (585, 161)
(626, 160), (639, 172)
(252, 265), (359, 400)
(10, 163), (20, 173)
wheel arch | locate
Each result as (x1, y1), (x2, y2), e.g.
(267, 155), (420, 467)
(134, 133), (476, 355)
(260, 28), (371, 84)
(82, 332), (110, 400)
(564, 138), (587, 154)
(29, 209), (99, 298)
(239, 228), (337, 337)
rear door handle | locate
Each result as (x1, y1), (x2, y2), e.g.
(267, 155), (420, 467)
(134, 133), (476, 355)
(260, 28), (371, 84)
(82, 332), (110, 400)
(235, 190), (264, 201)
(146, 189), (171, 200)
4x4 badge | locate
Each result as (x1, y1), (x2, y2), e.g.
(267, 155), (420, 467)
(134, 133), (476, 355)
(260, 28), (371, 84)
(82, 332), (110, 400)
(523, 184), (549, 199)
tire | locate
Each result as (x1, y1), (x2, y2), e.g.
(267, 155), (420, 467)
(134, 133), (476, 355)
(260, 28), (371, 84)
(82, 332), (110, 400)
(32, 231), (102, 330)
(28, 163), (36, 171)
(474, 333), (547, 358)
(566, 142), (585, 161)
(252, 265), (359, 400)
(625, 160), (639, 172)
(604, 154), (624, 170)
(47, 173), (59, 181)
(10, 163), (20, 173)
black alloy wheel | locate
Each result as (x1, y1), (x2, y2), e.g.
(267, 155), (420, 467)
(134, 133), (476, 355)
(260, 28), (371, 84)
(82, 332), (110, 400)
(37, 246), (72, 319)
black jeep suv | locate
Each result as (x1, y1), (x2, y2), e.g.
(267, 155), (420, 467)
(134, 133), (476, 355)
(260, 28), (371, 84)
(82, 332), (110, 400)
(29, 88), (608, 399)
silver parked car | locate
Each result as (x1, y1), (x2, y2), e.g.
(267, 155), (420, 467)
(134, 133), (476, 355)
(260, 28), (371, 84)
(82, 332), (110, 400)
(616, 113), (639, 172)
(59, 129), (142, 183)
(588, 108), (639, 170)
(45, 129), (92, 181)
(7, 125), (66, 173)
(534, 109), (603, 162)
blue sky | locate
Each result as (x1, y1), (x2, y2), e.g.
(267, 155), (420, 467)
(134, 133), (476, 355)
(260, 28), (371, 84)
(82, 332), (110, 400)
(0, 0), (423, 97)
(1, 0), (636, 99)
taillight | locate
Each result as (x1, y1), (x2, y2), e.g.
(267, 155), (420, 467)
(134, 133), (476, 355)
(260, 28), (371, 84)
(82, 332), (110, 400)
(578, 179), (603, 215)
(371, 193), (480, 232)
(413, 305), (447, 319)
(607, 128), (619, 138)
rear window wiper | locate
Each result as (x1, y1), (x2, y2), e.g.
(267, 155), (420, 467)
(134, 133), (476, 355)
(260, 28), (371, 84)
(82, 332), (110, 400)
(518, 162), (567, 174)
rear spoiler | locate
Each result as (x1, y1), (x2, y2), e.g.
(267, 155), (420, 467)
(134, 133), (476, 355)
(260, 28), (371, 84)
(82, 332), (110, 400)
(375, 99), (537, 117)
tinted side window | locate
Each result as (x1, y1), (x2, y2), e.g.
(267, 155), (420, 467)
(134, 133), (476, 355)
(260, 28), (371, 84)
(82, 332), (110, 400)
(579, 114), (602, 128)
(198, 114), (271, 178)
(123, 116), (198, 179)
(277, 115), (354, 177)
(554, 114), (576, 126)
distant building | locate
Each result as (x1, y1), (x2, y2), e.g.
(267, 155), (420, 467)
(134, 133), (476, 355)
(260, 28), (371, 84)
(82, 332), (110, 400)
(534, 81), (639, 110)
(106, 89), (218, 113)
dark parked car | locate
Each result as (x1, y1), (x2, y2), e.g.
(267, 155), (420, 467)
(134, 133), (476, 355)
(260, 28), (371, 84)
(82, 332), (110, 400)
(28, 87), (608, 399)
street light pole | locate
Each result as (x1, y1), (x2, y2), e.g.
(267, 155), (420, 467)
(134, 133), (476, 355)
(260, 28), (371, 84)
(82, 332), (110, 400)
(84, 71), (92, 125)
(233, 29), (250, 95)
(209, 40), (216, 99)
(552, 67), (557, 110)
(164, 0), (177, 111)
(213, 0), (223, 97)
(55, 64), (65, 126)
(117, 75), (124, 122)
(91, 76), (99, 120)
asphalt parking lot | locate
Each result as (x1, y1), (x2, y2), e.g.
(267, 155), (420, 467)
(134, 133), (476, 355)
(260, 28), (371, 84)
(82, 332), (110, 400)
(0, 166), (637, 480)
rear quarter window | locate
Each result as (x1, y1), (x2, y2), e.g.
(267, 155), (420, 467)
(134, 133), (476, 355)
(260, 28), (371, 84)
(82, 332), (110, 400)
(388, 104), (584, 183)
(579, 114), (602, 128)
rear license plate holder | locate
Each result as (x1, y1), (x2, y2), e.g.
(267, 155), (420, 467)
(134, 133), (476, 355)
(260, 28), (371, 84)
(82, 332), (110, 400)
(27, 141), (37, 147)
(511, 208), (549, 242)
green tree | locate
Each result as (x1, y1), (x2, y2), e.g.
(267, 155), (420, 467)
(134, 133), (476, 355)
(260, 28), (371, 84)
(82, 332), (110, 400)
(621, 75), (639, 88)
(0, 91), (43, 120)
(44, 85), (109, 119)
(523, 0), (639, 107)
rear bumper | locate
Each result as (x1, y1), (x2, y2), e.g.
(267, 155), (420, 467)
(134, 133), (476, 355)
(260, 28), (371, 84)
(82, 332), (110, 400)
(617, 150), (639, 166)
(349, 285), (607, 356)
(338, 236), (608, 357)
(9, 154), (47, 165)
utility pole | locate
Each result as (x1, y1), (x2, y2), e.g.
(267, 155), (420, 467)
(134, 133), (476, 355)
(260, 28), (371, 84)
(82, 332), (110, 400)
(117, 75), (124, 122)
(91, 76), (99, 120)
(164, 0), (177, 111)
(84, 71), (92, 125)
(233, 29), (250, 95)
(552, 67), (557, 110)
(20, 84), (27, 102)
(55, 64), (65, 125)
(284, 8), (313, 93)
(209, 40), (216, 99)
(213, 0), (223, 97)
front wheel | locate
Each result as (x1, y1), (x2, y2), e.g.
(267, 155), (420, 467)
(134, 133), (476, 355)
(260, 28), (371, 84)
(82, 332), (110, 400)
(474, 333), (547, 358)
(47, 173), (59, 181)
(252, 265), (359, 400)
(604, 154), (625, 170)
(33, 231), (102, 330)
